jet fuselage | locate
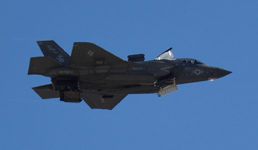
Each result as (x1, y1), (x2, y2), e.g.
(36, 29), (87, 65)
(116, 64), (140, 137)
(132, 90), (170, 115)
(28, 40), (231, 109)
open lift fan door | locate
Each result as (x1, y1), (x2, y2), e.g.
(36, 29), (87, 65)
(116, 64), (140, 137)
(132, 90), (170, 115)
(155, 49), (174, 60)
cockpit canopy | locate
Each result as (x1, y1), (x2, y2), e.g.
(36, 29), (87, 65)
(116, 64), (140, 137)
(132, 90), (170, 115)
(179, 58), (204, 65)
(154, 49), (205, 65)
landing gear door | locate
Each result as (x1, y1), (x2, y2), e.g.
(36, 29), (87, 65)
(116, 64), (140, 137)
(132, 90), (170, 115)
(155, 48), (174, 60)
(157, 78), (178, 97)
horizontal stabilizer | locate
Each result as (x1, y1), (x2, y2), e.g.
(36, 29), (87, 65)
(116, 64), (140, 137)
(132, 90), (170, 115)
(33, 84), (59, 99)
(81, 93), (127, 110)
(28, 56), (62, 75)
(69, 42), (126, 68)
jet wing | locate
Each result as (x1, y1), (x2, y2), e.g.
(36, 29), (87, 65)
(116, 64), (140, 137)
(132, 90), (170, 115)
(69, 42), (126, 68)
(81, 93), (127, 110)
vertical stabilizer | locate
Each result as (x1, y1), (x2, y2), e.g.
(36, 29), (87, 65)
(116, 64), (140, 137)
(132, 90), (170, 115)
(37, 40), (70, 67)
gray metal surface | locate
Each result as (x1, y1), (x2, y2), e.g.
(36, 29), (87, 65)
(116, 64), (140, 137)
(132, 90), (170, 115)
(28, 40), (232, 110)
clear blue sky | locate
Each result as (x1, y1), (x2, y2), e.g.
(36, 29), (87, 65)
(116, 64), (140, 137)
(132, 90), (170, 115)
(0, 1), (257, 149)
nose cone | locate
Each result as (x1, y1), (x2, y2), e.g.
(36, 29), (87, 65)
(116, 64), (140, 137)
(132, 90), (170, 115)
(219, 68), (232, 77)
(222, 69), (232, 76)
(212, 68), (232, 79)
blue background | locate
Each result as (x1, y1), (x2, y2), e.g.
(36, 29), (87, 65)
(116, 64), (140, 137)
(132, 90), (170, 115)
(0, 1), (257, 149)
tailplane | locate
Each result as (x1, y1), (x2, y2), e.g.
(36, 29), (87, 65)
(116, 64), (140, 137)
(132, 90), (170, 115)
(37, 40), (70, 67)
(28, 56), (62, 75)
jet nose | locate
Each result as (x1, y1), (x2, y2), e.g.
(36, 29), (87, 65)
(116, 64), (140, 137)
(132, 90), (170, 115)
(220, 68), (232, 76)
(215, 68), (232, 78)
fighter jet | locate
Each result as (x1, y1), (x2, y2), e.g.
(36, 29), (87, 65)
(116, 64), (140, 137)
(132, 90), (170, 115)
(28, 40), (231, 110)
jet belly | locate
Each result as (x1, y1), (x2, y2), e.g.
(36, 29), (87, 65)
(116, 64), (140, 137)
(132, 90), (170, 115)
(79, 73), (158, 95)
(106, 74), (155, 82)
(78, 62), (158, 94)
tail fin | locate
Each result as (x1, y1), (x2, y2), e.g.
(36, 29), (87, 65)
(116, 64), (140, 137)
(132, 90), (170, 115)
(37, 40), (70, 67)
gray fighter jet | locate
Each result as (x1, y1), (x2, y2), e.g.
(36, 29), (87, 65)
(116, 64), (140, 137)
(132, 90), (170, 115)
(28, 40), (231, 110)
